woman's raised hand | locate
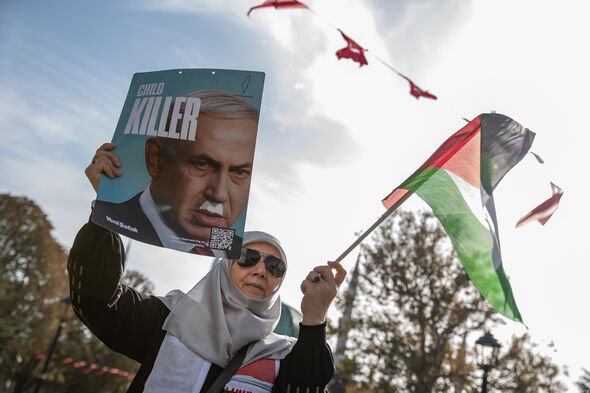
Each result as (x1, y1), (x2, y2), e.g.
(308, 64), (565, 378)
(300, 261), (347, 326)
(85, 143), (121, 192)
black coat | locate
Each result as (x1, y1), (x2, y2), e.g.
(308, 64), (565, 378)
(68, 221), (334, 393)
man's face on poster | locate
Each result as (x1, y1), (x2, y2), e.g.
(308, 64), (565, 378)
(146, 113), (258, 241)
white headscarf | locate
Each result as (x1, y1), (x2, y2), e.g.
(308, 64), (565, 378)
(160, 231), (296, 367)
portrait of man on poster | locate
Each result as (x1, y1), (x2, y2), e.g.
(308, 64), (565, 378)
(90, 89), (260, 256)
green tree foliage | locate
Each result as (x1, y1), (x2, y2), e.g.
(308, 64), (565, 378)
(0, 194), (153, 392)
(335, 210), (566, 393)
(0, 194), (69, 392)
(576, 368), (590, 393)
(489, 333), (566, 392)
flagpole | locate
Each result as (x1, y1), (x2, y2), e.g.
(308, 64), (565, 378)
(334, 191), (412, 263)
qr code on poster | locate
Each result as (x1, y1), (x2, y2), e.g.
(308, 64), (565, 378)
(209, 227), (235, 251)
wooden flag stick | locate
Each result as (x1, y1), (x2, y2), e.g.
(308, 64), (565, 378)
(334, 191), (412, 263)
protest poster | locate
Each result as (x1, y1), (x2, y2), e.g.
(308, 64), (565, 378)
(92, 68), (265, 259)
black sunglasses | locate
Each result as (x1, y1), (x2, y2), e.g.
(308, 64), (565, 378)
(236, 248), (286, 278)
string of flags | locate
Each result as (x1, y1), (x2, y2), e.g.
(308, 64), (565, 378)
(247, 0), (438, 100)
(35, 352), (135, 380)
(246, 0), (562, 230)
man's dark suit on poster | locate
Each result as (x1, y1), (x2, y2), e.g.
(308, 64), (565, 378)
(92, 193), (242, 256)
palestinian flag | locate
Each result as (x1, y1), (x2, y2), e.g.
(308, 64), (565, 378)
(382, 113), (535, 322)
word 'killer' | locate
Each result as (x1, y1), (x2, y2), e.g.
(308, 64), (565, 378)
(124, 96), (201, 141)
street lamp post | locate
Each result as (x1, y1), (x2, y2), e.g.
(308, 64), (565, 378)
(475, 331), (501, 393)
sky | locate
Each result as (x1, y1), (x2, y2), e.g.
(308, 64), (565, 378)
(1, 0), (589, 388)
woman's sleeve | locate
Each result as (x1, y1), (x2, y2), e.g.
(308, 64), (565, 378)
(67, 220), (167, 363)
(273, 323), (335, 393)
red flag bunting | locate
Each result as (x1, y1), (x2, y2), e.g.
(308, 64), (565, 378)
(516, 182), (564, 228)
(247, 3), (440, 101)
(247, 0), (308, 17)
(35, 352), (135, 380)
(403, 76), (437, 100)
(335, 29), (368, 67)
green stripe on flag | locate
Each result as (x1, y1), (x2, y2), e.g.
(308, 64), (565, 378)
(408, 167), (522, 321)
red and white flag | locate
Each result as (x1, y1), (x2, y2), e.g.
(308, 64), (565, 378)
(516, 182), (564, 228)
(335, 29), (368, 67)
(247, 0), (308, 16)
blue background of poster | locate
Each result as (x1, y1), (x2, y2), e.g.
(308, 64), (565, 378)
(95, 68), (265, 249)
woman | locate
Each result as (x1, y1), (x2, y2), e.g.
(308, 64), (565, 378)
(68, 144), (346, 392)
